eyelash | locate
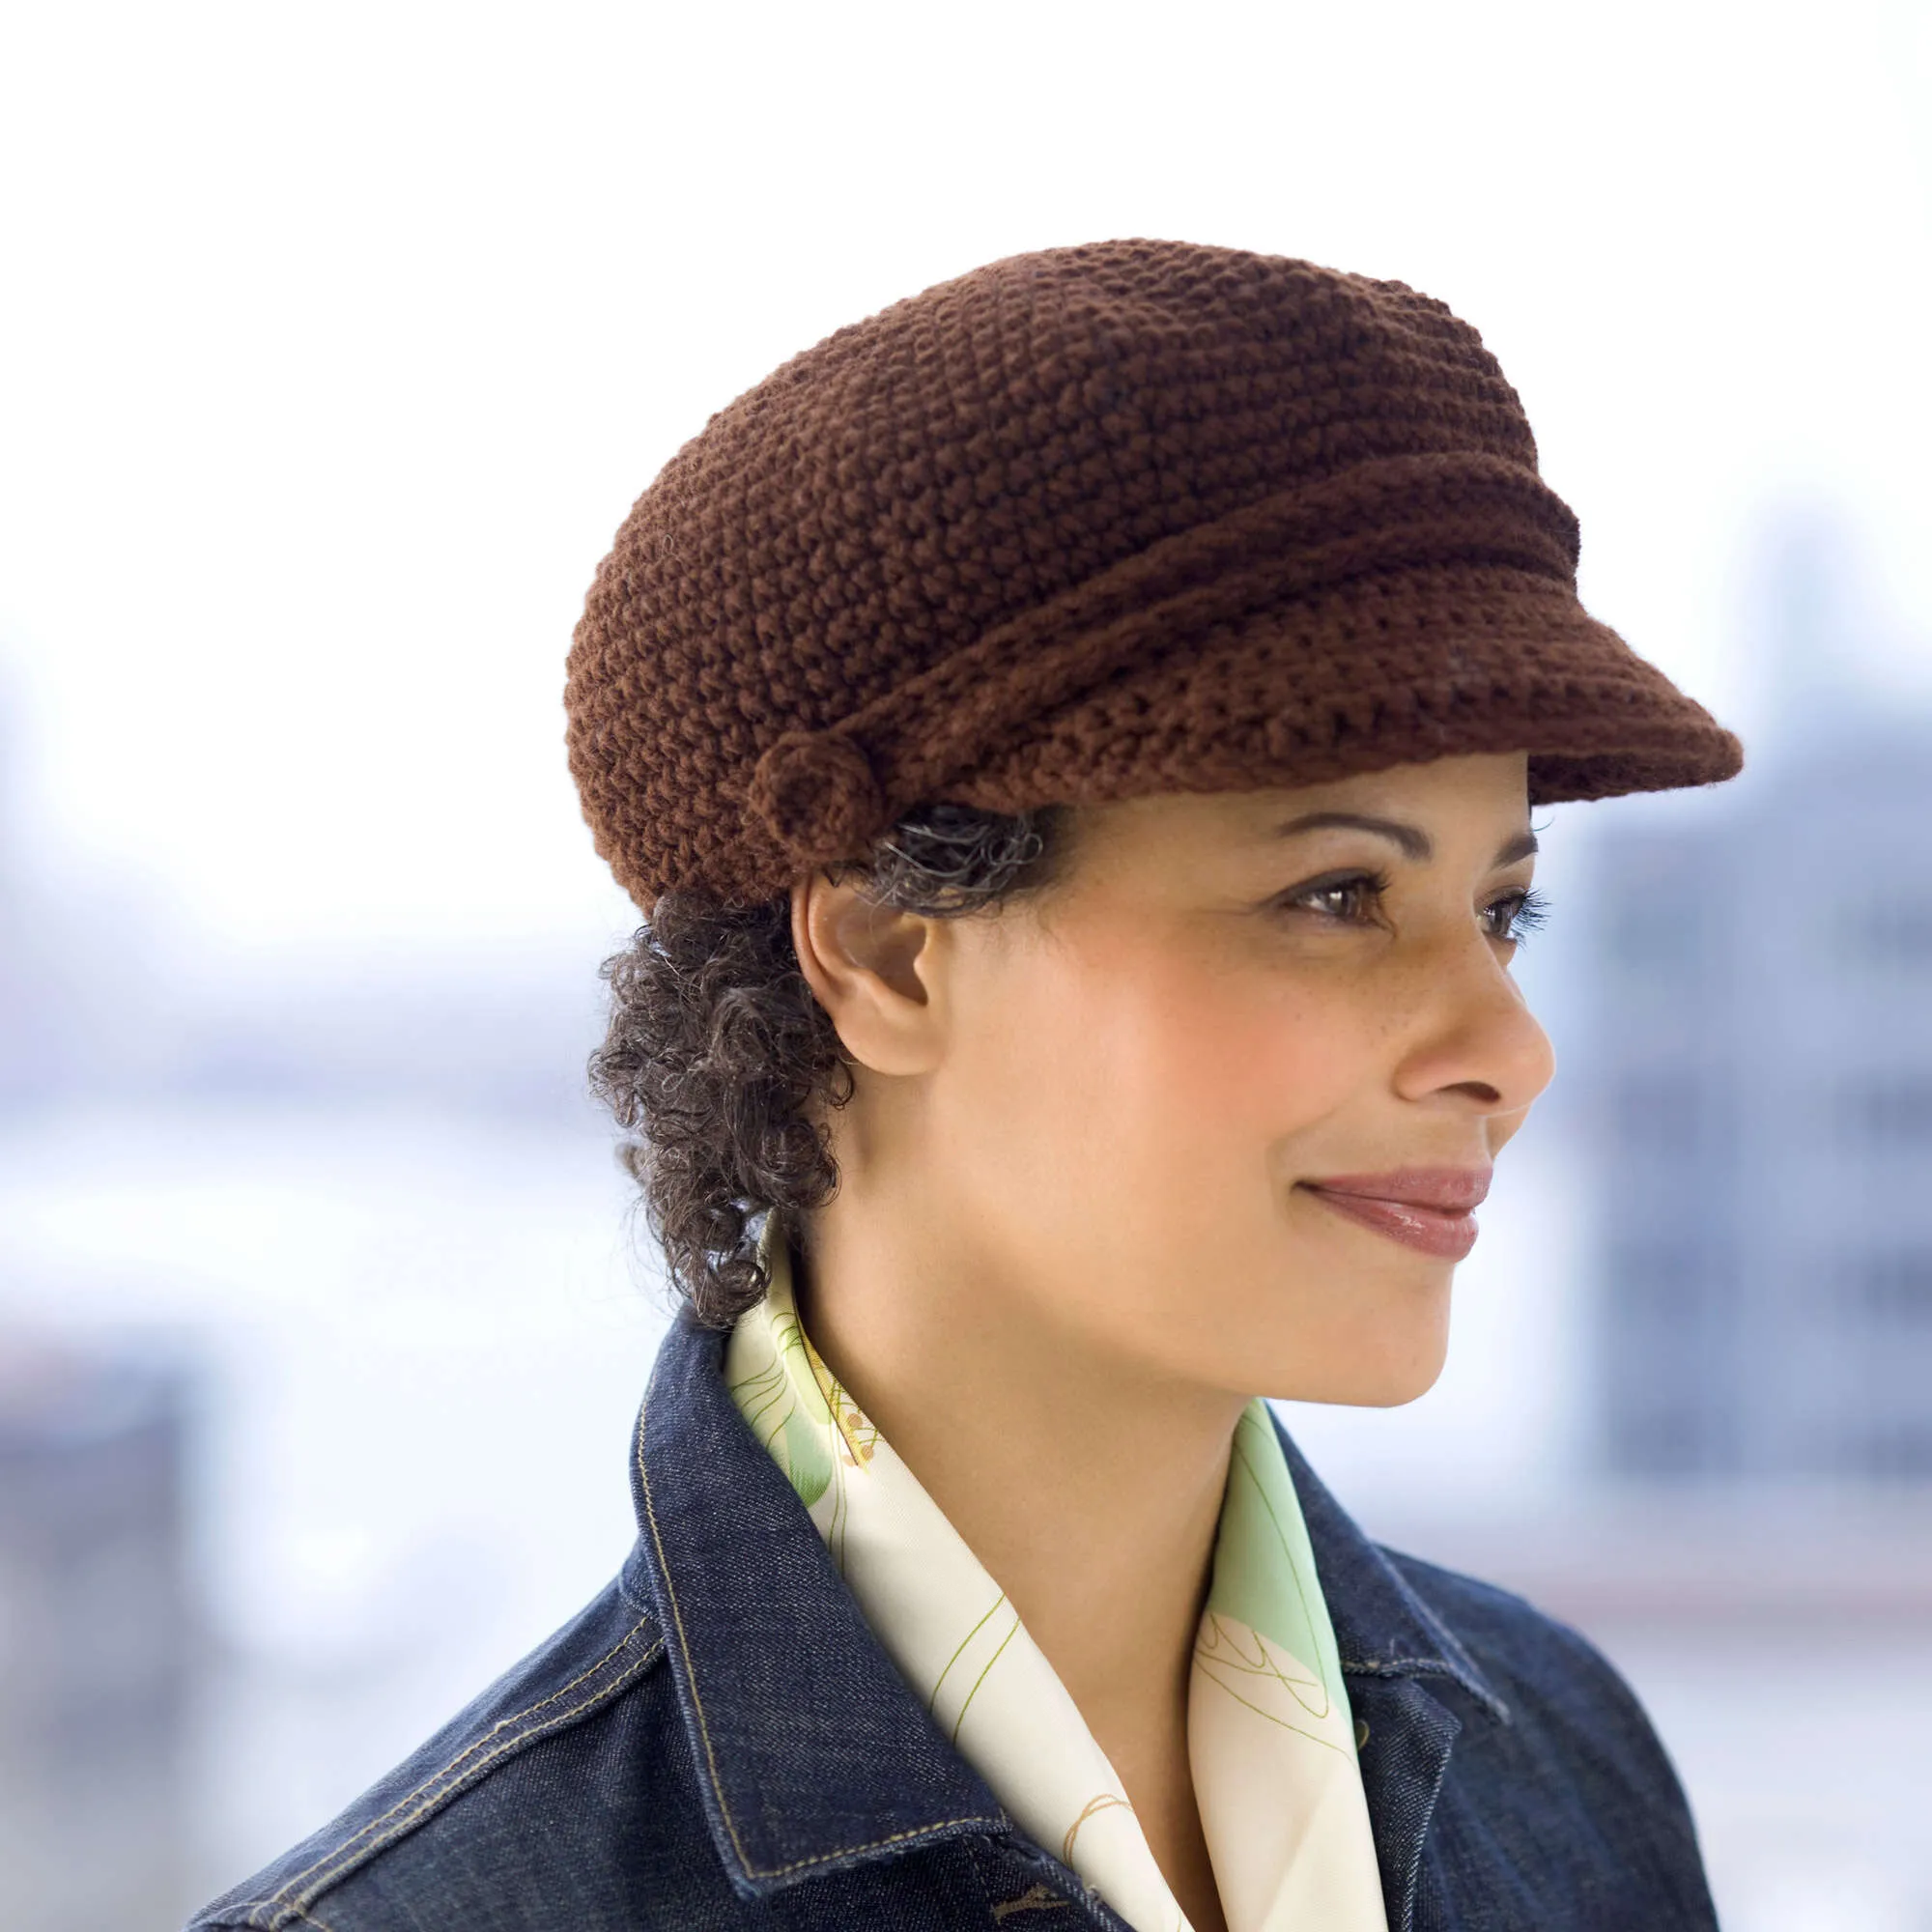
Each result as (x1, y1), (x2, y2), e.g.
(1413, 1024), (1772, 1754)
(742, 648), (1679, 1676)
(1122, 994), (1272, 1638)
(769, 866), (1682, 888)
(1278, 869), (1551, 946)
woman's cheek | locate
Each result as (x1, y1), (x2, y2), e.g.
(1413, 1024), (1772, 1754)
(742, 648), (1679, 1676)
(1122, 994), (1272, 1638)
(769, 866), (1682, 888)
(1072, 988), (1357, 1214)
(1171, 976), (1367, 1149)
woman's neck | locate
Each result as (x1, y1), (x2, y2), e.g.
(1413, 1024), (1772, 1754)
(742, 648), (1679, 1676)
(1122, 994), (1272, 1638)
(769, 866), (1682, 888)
(793, 1195), (1244, 1931)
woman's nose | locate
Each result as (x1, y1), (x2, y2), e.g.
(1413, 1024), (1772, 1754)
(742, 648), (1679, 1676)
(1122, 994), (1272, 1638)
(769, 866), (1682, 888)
(1391, 930), (1557, 1118)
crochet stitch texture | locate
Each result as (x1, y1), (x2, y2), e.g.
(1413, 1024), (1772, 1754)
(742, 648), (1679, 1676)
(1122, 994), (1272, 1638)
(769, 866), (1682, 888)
(566, 239), (1741, 911)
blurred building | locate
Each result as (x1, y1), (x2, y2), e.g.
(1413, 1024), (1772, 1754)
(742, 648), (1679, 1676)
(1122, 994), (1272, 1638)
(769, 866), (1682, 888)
(0, 682), (58, 1108)
(0, 663), (610, 1123)
(1587, 527), (1932, 1480)
(0, 1331), (201, 1932)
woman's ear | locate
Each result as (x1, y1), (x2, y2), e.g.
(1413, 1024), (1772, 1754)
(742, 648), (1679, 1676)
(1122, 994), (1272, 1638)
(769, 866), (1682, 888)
(789, 872), (948, 1077)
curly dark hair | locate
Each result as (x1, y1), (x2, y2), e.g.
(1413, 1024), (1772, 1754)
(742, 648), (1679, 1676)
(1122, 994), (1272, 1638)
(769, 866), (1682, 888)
(587, 801), (1077, 1326)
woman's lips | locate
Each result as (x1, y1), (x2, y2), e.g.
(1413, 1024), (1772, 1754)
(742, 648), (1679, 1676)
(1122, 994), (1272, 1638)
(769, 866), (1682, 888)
(1297, 1167), (1492, 1262)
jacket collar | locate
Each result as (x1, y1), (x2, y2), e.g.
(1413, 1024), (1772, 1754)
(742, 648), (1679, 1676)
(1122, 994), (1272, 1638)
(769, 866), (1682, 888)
(625, 1307), (1008, 1899)
(1269, 1414), (1511, 1726)
(626, 1306), (1505, 1901)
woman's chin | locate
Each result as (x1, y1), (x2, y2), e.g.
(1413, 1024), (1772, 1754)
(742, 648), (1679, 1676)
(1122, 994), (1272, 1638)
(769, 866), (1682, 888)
(1248, 1327), (1452, 1409)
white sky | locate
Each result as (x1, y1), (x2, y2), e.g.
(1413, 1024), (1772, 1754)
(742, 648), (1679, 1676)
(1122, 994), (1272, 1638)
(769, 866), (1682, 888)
(2, 0), (1927, 952)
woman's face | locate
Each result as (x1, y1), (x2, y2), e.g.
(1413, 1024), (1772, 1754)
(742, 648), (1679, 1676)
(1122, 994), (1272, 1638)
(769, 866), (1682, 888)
(805, 751), (1555, 1407)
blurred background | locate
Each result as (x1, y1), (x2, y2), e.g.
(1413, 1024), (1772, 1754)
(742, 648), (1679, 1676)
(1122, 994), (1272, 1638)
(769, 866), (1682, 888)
(2, 2), (1928, 1926)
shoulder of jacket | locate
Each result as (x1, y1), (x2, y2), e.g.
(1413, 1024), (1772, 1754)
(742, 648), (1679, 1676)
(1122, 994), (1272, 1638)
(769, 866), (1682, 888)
(185, 1577), (668, 1932)
(1373, 1541), (1688, 1757)
(1375, 1543), (1620, 1675)
(1371, 1542), (1719, 1927)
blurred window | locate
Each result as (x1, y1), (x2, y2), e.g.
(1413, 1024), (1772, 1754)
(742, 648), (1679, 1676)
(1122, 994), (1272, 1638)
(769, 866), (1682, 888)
(1608, 897), (1704, 974)
(1848, 1423), (1932, 1480)
(1843, 1077), (1932, 1143)
(1610, 1243), (1711, 1310)
(1855, 1250), (1932, 1319)
(1860, 901), (1932, 967)
(1612, 1072), (1705, 1156)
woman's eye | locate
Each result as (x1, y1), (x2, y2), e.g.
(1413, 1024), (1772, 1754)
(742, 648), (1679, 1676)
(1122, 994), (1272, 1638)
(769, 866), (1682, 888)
(1282, 872), (1386, 923)
(1483, 886), (1550, 945)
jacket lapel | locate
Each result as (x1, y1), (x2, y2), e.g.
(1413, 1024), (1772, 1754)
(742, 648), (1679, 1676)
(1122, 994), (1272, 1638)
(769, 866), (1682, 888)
(628, 1309), (1009, 1902)
(1270, 1413), (1509, 1930)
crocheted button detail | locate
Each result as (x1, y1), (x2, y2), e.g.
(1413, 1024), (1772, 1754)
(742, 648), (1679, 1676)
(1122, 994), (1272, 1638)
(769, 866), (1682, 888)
(747, 730), (886, 864)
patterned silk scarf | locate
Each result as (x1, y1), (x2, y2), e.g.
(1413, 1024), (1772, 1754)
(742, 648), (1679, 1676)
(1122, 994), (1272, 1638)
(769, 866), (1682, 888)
(724, 1219), (1389, 1932)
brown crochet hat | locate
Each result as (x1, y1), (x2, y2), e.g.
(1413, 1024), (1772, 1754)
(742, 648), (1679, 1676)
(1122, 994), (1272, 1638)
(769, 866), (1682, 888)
(566, 239), (1741, 912)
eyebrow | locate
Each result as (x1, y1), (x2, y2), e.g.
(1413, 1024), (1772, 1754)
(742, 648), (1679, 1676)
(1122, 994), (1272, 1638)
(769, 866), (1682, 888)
(1266, 810), (1539, 868)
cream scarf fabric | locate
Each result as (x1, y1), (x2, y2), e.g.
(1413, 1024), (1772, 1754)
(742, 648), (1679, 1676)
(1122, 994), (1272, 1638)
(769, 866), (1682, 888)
(724, 1220), (1389, 1932)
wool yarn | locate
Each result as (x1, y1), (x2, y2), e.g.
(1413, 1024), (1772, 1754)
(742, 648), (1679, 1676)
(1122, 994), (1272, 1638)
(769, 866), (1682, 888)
(566, 239), (1741, 912)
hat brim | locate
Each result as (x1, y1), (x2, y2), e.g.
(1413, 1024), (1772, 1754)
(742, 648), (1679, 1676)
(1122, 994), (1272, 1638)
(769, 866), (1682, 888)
(947, 560), (1743, 817)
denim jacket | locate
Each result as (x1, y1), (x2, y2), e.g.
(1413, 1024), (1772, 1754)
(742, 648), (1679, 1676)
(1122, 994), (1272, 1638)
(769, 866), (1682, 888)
(188, 1308), (1720, 1932)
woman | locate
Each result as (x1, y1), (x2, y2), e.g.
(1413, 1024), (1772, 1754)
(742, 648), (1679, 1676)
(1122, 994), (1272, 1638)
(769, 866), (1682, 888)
(189, 240), (1741, 1931)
